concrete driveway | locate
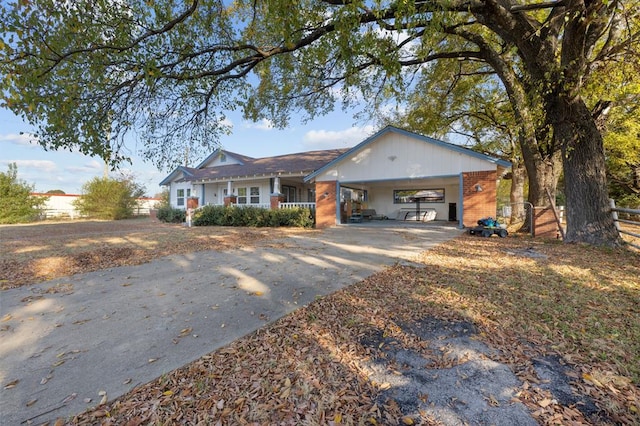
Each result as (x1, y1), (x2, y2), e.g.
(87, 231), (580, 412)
(0, 223), (462, 425)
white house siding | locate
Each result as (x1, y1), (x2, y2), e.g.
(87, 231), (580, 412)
(315, 132), (494, 183)
(170, 181), (195, 209)
(200, 153), (244, 168)
(198, 179), (271, 206)
(203, 184), (218, 206)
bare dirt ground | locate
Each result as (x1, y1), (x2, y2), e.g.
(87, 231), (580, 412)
(1, 219), (639, 425)
(0, 218), (307, 290)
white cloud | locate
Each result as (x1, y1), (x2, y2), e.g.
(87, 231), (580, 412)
(0, 159), (57, 173)
(65, 160), (103, 174)
(0, 132), (39, 147)
(302, 125), (376, 148)
(219, 117), (234, 129)
(244, 118), (275, 131)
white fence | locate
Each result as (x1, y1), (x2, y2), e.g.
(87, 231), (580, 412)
(610, 199), (640, 250)
(32, 193), (161, 219)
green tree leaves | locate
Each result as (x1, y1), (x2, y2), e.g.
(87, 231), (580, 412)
(73, 176), (145, 220)
(0, 163), (47, 224)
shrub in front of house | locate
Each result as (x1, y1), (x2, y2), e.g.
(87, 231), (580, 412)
(193, 205), (314, 228)
(157, 206), (186, 223)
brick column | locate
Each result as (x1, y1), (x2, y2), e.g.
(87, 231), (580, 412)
(223, 196), (237, 207)
(187, 197), (199, 209)
(315, 181), (337, 228)
(462, 170), (497, 228)
(270, 193), (286, 210)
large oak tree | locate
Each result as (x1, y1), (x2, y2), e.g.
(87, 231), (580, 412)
(1, 0), (638, 246)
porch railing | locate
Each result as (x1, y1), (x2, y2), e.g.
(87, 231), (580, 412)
(279, 202), (316, 209)
(201, 202), (315, 210)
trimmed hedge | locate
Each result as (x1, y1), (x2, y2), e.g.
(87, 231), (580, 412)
(192, 205), (314, 228)
(157, 206), (187, 223)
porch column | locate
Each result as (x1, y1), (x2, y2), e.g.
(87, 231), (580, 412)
(270, 176), (285, 210)
(461, 170), (497, 227)
(273, 176), (281, 195)
(224, 181), (236, 206)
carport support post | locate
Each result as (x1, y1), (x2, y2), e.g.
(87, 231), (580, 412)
(315, 180), (338, 228)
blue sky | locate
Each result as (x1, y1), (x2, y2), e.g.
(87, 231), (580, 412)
(0, 106), (376, 196)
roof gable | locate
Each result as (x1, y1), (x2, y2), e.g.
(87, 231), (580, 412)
(159, 166), (197, 186)
(195, 149), (255, 169)
(304, 126), (511, 182)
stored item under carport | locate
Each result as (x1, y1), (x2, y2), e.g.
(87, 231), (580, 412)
(468, 217), (508, 238)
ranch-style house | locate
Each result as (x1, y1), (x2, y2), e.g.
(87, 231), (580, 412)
(159, 126), (511, 228)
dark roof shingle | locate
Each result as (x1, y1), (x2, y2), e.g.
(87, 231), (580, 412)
(186, 148), (349, 182)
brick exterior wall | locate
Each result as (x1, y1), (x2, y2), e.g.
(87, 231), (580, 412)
(462, 171), (497, 228)
(533, 207), (560, 239)
(315, 181), (337, 228)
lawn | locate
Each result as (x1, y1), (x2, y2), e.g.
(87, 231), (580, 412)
(2, 219), (638, 425)
(0, 218), (307, 290)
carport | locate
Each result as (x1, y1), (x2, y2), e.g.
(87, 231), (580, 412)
(305, 126), (511, 229)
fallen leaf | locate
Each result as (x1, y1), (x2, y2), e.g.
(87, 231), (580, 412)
(538, 398), (553, 408)
(26, 399), (37, 407)
(487, 394), (500, 407)
(123, 378), (132, 385)
(1, 314), (12, 322)
(93, 409), (109, 417)
(402, 416), (414, 425)
(280, 387), (291, 398)
(4, 379), (19, 389)
(61, 393), (77, 404)
(583, 372), (604, 388)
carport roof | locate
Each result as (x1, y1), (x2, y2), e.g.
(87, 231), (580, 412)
(304, 126), (512, 182)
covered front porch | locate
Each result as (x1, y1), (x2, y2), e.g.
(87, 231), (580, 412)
(188, 175), (316, 209)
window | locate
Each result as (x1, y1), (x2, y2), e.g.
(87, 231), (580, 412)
(282, 185), (296, 202)
(237, 187), (247, 204)
(250, 187), (260, 204)
(393, 188), (444, 204)
(177, 188), (191, 206)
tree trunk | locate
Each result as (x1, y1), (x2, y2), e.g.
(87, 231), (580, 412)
(554, 98), (621, 246)
(518, 134), (562, 233)
(509, 161), (527, 224)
